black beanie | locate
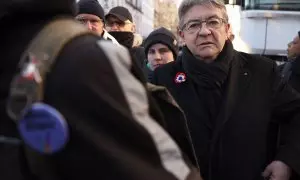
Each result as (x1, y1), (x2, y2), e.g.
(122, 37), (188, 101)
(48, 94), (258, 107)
(144, 27), (179, 58)
(77, 0), (105, 21)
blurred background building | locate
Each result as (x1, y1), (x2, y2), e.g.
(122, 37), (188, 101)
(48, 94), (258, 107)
(98, 0), (155, 37)
(94, 0), (181, 37)
(154, 0), (178, 36)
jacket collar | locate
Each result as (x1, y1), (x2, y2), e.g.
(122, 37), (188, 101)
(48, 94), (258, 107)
(172, 51), (251, 130)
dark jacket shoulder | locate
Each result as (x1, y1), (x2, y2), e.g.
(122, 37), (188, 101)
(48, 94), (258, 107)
(237, 51), (276, 70)
(151, 61), (179, 85)
(152, 51), (277, 84)
(130, 46), (147, 77)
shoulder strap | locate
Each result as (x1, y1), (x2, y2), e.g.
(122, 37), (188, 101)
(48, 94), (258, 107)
(20, 18), (95, 100)
(8, 18), (96, 179)
(7, 18), (95, 121)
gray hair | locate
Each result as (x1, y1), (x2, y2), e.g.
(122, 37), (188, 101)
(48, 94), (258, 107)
(178, 0), (229, 29)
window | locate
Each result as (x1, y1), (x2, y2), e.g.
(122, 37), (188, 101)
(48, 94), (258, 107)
(243, 0), (300, 10)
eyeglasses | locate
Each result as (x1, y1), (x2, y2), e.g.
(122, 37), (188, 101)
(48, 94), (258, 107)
(181, 17), (227, 34)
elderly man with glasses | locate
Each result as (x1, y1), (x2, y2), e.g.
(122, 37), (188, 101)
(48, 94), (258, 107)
(76, 0), (118, 44)
(151, 0), (300, 180)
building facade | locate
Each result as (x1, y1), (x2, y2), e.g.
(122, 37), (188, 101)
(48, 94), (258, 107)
(99, 0), (154, 36)
(154, 0), (178, 35)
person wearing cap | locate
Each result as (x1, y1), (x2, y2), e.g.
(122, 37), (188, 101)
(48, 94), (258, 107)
(0, 0), (203, 179)
(144, 27), (179, 81)
(105, 6), (135, 33)
(105, 6), (147, 76)
(76, 0), (119, 44)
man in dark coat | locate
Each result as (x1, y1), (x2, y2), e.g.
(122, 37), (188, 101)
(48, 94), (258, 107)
(0, 0), (201, 179)
(151, 0), (300, 180)
(278, 31), (300, 180)
(105, 6), (146, 73)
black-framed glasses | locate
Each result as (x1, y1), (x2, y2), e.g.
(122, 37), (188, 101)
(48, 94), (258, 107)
(181, 17), (227, 34)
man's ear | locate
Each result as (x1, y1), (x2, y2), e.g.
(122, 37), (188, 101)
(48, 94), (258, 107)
(177, 26), (184, 41)
(177, 26), (185, 46)
(226, 23), (231, 39)
(131, 23), (136, 33)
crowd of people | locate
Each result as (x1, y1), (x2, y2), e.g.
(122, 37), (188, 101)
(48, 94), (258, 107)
(0, 0), (300, 179)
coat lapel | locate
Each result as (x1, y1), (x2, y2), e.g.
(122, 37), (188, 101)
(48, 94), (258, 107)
(171, 52), (252, 131)
(209, 53), (252, 161)
(172, 59), (213, 130)
(217, 53), (252, 126)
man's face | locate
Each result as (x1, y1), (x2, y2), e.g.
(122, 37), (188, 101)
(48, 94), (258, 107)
(179, 5), (230, 63)
(287, 35), (300, 59)
(147, 43), (175, 70)
(76, 14), (104, 35)
(106, 16), (134, 32)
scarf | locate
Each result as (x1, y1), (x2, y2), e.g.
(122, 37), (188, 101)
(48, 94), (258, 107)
(182, 40), (234, 89)
(181, 40), (235, 129)
(109, 31), (134, 49)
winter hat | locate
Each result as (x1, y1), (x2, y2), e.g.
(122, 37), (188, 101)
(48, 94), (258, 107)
(105, 6), (133, 22)
(77, 0), (105, 21)
(144, 27), (179, 58)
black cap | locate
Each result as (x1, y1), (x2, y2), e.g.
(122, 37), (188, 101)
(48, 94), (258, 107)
(77, 0), (105, 21)
(105, 6), (133, 22)
(144, 27), (179, 58)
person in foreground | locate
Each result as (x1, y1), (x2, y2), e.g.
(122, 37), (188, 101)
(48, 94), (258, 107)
(0, 0), (202, 179)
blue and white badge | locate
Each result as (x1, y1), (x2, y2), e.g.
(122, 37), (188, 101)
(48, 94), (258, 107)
(18, 103), (69, 154)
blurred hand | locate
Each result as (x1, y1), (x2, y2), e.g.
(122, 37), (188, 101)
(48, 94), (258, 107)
(262, 161), (291, 180)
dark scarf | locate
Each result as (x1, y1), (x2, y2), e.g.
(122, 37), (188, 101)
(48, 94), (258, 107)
(182, 40), (234, 89)
(109, 31), (134, 49)
(181, 40), (235, 128)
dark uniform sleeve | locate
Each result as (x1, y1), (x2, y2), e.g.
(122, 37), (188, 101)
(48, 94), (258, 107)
(271, 62), (300, 175)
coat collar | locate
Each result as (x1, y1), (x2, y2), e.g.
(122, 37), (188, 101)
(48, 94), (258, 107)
(216, 52), (251, 125)
(172, 51), (251, 129)
(173, 57), (213, 129)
